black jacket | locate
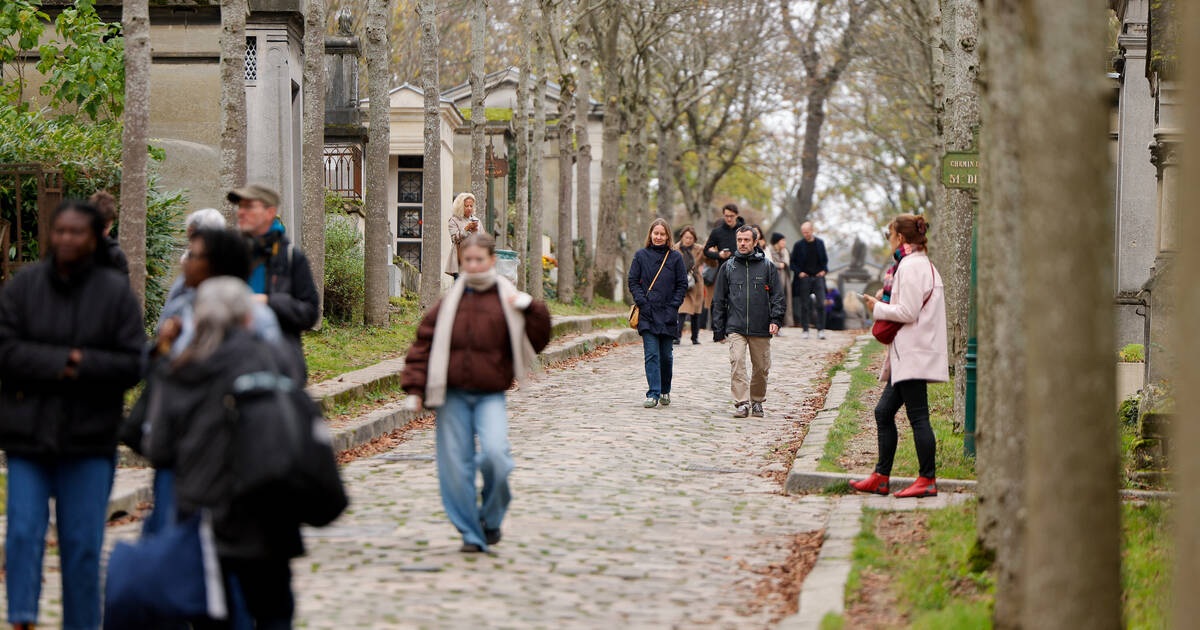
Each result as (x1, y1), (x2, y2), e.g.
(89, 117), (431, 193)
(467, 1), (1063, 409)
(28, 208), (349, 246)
(790, 237), (829, 280)
(0, 259), (144, 457)
(711, 250), (786, 341)
(627, 244), (688, 338)
(251, 230), (320, 364)
(105, 236), (130, 276)
(145, 330), (305, 560)
(703, 217), (745, 262)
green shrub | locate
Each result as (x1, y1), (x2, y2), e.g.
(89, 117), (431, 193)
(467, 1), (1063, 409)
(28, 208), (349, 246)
(1119, 393), (1141, 426)
(1119, 343), (1145, 362)
(323, 211), (364, 323)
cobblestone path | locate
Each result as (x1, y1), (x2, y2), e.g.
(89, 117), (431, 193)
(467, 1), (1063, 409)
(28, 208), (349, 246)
(293, 330), (854, 629)
(1, 330), (855, 629)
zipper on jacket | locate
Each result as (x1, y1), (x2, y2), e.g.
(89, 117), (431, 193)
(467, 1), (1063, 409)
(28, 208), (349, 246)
(745, 260), (750, 334)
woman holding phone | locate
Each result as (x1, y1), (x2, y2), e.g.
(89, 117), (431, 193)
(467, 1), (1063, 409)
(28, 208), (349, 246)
(850, 214), (947, 498)
(445, 192), (480, 279)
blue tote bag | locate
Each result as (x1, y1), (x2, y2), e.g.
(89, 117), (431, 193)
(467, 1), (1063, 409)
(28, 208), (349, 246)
(103, 512), (227, 629)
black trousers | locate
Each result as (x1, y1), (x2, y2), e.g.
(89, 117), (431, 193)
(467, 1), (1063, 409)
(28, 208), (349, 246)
(873, 379), (936, 478)
(194, 557), (294, 630)
(795, 276), (826, 331)
(677, 313), (701, 342)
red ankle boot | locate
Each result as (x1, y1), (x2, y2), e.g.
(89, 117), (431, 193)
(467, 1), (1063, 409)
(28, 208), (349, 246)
(894, 476), (937, 498)
(849, 473), (890, 495)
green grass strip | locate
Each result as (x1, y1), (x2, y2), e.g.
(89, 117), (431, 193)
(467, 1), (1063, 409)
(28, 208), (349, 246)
(817, 340), (886, 473)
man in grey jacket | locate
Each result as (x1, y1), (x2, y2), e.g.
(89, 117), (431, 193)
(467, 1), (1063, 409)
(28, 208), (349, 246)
(711, 226), (786, 418)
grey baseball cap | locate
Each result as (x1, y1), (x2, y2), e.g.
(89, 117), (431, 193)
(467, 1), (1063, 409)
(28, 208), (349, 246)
(226, 184), (281, 208)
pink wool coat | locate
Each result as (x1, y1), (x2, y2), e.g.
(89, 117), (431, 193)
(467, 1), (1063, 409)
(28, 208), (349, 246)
(872, 251), (949, 384)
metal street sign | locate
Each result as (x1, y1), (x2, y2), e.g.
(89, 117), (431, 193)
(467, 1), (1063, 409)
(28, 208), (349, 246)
(942, 151), (980, 190)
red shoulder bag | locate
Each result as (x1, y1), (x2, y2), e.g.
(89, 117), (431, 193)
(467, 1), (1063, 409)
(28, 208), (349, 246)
(871, 261), (934, 345)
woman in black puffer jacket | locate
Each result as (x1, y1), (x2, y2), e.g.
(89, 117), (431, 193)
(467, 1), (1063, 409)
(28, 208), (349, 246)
(0, 199), (144, 630)
(628, 218), (688, 409)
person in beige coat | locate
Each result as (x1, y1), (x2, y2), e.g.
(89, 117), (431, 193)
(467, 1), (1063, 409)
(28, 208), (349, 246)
(674, 226), (705, 345)
(769, 233), (794, 327)
(851, 214), (948, 499)
(444, 192), (480, 278)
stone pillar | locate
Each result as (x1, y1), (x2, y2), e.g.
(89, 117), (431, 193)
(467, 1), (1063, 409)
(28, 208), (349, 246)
(1112, 0), (1157, 349)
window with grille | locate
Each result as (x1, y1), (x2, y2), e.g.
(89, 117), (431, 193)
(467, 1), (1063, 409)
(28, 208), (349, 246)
(245, 36), (258, 81)
(398, 171), (422, 203)
(395, 243), (421, 270)
(397, 208), (421, 239)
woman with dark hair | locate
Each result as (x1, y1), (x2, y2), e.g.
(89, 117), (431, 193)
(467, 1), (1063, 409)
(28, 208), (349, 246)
(0, 199), (145, 629)
(851, 214), (948, 498)
(628, 218), (688, 408)
(674, 226), (704, 345)
(769, 233), (794, 327)
(403, 233), (552, 553)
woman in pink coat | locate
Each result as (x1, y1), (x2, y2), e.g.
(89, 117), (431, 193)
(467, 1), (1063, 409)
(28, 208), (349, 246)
(851, 214), (948, 498)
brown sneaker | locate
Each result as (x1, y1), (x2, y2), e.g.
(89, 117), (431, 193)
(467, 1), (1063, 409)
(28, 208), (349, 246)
(751, 402), (764, 417)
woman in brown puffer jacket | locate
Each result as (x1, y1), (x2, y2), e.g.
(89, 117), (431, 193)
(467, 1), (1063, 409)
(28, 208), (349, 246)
(402, 233), (552, 553)
(675, 226), (704, 345)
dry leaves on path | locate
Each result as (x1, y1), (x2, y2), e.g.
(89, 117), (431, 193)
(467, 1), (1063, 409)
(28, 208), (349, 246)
(739, 529), (826, 623)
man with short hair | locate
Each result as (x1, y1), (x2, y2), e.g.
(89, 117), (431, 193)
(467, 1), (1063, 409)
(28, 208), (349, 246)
(790, 221), (829, 339)
(228, 184), (320, 379)
(88, 190), (129, 275)
(711, 226), (786, 418)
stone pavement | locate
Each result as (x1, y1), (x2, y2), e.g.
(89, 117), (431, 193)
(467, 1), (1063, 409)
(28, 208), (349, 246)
(1, 329), (856, 629)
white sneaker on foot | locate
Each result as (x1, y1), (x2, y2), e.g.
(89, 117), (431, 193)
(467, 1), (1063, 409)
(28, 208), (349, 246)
(818, 330), (826, 340)
(803, 330), (811, 339)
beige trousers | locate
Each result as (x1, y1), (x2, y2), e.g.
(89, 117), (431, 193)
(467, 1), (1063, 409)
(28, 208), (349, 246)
(728, 333), (771, 403)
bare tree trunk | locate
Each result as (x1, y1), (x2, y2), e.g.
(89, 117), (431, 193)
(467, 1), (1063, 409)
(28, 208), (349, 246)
(575, 23), (594, 303)
(514, 2), (531, 291)
(301, 0), (326, 323)
(219, 0), (248, 224)
(363, 0), (390, 323)
(939, 0), (979, 433)
(528, 28), (547, 301)
(469, 0), (488, 209)
(655, 121), (677, 221)
(120, 0), (149, 308)
(556, 82), (575, 303)
(792, 84), (828, 227)
(1175, 4), (1200, 626)
(1019, 2), (1120, 628)
(977, 1), (1024, 627)
(417, 0), (442, 311)
(629, 109), (651, 236)
(592, 1), (622, 300)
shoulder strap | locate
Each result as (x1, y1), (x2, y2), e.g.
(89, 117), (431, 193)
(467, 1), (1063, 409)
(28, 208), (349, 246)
(646, 250), (670, 292)
(921, 261), (935, 307)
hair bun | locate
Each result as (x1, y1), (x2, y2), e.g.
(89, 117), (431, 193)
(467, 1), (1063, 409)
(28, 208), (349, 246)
(915, 216), (929, 234)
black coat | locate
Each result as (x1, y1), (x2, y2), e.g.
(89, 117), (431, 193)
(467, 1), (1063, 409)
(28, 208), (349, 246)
(145, 330), (305, 560)
(104, 236), (130, 276)
(790, 237), (829, 281)
(251, 231), (320, 368)
(711, 250), (786, 340)
(627, 245), (688, 338)
(0, 259), (144, 457)
(703, 217), (746, 262)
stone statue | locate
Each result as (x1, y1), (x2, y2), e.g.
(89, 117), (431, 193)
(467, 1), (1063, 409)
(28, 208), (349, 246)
(337, 9), (354, 37)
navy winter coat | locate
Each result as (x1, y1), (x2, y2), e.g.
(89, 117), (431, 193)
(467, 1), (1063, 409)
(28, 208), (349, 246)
(627, 244), (688, 338)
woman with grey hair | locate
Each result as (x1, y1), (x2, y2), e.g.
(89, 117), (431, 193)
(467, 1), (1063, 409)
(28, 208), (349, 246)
(144, 277), (304, 628)
(164, 208), (228, 306)
(444, 192), (479, 278)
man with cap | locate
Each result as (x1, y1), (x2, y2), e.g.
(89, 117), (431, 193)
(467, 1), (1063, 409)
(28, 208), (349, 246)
(228, 184), (320, 379)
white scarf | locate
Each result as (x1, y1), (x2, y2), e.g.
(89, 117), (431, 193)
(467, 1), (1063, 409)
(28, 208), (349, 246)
(424, 267), (537, 408)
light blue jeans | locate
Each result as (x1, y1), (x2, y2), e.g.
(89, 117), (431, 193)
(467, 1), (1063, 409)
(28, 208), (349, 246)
(6, 454), (115, 630)
(435, 389), (513, 550)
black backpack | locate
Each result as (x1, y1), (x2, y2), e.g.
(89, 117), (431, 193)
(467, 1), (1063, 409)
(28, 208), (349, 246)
(224, 357), (348, 527)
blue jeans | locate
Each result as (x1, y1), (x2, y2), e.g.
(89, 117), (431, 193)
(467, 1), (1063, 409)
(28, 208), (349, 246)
(6, 454), (115, 630)
(435, 390), (513, 550)
(641, 332), (674, 398)
(142, 468), (177, 536)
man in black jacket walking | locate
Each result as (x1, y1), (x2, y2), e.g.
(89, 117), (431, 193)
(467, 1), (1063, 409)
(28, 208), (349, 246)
(229, 184), (321, 380)
(712, 226), (786, 418)
(790, 221), (829, 339)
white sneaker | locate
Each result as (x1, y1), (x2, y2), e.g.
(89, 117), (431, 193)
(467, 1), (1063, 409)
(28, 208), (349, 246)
(803, 331), (811, 339)
(818, 330), (826, 340)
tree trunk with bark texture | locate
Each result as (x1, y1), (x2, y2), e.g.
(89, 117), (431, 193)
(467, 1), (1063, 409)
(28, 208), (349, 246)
(301, 0), (326, 322)
(655, 122), (677, 221)
(592, 1), (622, 300)
(939, 0), (979, 433)
(792, 83), (829, 228)
(514, 3), (531, 291)
(470, 0), (488, 212)
(976, 1), (1024, 627)
(528, 30), (547, 301)
(120, 0), (149, 307)
(556, 81), (575, 303)
(417, 0), (442, 311)
(575, 26), (594, 303)
(219, 0), (247, 224)
(629, 110), (650, 238)
(1175, 4), (1200, 627)
(363, 0), (390, 323)
(1019, 2), (1120, 628)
